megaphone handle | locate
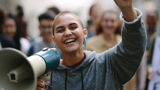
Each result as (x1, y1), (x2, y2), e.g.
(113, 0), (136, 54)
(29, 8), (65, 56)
(39, 71), (51, 82)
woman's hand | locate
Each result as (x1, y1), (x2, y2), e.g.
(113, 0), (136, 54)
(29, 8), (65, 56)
(148, 67), (156, 80)
(114, 0), (137, 22)
(114, 0), (133, 9)
(36, 78), (50, 90)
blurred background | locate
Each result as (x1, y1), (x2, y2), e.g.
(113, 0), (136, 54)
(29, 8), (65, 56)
(0, 0), (159, 39)
(0, 0), (160, 90)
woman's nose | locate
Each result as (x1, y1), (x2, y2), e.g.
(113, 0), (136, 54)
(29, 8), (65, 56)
(64, 28), (72, 37)
(106, 22), (113, 27)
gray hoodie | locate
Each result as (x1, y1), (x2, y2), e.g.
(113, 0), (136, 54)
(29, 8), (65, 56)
(48, 9), (147, 90)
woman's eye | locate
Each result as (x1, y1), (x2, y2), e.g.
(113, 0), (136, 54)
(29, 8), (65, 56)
(57, 30), (63, 33)
(71, 26), (77, 30)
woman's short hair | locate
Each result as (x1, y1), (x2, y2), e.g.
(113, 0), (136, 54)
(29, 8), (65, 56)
(52, 11), (84, 36)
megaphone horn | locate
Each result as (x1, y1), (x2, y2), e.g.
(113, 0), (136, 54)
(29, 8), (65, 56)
(0, 47), (60, 90)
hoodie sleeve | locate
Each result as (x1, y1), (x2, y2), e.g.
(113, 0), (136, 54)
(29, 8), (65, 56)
(100, 9), (147, 84)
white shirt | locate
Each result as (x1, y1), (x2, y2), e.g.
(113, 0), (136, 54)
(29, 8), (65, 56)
(20, 37), (30, 55)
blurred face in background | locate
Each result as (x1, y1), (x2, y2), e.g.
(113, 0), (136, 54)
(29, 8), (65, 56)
(90, 5), (101, 20)
(2, 18), (16, 39)
(100, 11), (119, 35)
(39, 19), (53, 41)
(146, 12), (158, 30)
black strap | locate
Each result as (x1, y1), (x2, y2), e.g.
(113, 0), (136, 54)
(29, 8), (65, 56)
(81, 67), (84, 90)
(65, 69), (68, 90)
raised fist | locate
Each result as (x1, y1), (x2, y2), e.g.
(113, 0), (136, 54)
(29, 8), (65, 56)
(114, 0), (133, 9)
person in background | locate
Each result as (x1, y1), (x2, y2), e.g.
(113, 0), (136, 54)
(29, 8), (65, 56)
(145, 10), (159, 50)
(1, 13), (30, 54)
(89, 3), (102, 23)
(86, 3), (102, 39)
(147, 28), (160, 80)
(144, 10), (159, 90)
(0, 32), (16, 49)
(85, 8), (121, 53)
(47, 6), (60, 15)
(0, 7), (16, 49)
(27, 11), (62, 58)
(16, 5), (29, 40)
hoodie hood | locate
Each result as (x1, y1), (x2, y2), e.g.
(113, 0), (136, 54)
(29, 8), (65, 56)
(56, 50), (96, 71)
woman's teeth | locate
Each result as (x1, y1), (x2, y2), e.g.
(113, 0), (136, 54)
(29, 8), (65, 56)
(64, 39), (76, 44)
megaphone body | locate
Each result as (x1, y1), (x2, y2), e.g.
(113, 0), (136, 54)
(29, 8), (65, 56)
(0, 48), (60, 90)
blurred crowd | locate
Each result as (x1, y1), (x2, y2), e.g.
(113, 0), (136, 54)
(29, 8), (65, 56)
(0, 1), (160, 90)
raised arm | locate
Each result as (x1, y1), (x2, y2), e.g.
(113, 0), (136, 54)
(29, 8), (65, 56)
(114, 0), (137, 22)
(110, 0), (146, 84)
(100, 0), (147, 84)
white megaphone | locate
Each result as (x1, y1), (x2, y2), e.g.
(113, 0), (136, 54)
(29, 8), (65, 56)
(0, 47), (60, 90)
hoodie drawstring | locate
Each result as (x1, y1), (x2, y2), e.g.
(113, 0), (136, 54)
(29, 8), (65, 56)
(81, 67), (84, 90)
(65, 69), (68, 90)
(65, 68), (84, 90)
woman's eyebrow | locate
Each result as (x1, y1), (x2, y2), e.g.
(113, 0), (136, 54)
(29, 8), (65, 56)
(55, 23), (77, 30)
(69, 22), (77, 26)
(56, 26), (63, 31)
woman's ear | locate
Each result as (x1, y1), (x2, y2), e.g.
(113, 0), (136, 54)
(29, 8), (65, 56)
(38, 25), (41, 31)
(52, 36), (57, 45)
(83, 29), (87, 39)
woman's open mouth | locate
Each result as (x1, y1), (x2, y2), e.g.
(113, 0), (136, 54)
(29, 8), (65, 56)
(63, 39), (76, 44)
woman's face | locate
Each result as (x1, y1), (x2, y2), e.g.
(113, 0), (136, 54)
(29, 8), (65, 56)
(100, 12), (118, 35)
(2, 18), (16, 39)
(90, 5), (101, 20)
(146, 13), (158, 30)
(39, 19), (53, 41)
(53, 14), (87, 53)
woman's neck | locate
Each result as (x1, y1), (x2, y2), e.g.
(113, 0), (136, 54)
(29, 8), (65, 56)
(148, 28), (154, 33)
(8, 36), (14, 40)
(43, 38), (53, 44)
(103, 33), (116, 42)
(148, 28), (155, 40)
(102, 33), (117, 47)
(61, 47), (84, 66)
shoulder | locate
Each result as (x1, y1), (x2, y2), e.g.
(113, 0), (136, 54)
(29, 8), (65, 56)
(87, 34), (103, 44)
(34, 37), (43, 43)
(20, 37), (30, 43)
(0, 34), (16, 48)
(20, 38), (30, 47)
(31, 37), (44, 46)
(116, 34), (122, 43)
(84, 50), (103, 59)
(116, 34), (121, 38)
(20, 38), (31, 55)
(152, 32), (160, 40)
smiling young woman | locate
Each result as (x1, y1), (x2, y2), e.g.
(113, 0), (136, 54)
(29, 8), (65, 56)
(52, 12), (87, 66)
(36, 0), (147, 90)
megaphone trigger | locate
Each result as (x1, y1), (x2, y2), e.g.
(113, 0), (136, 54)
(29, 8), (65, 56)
(39, 71), (52, 82)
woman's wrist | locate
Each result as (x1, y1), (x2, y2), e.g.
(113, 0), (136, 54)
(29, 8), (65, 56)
(120, 6), (138, 22)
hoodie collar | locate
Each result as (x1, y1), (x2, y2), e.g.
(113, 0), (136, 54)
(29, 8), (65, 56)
(56, 50), (96, 71)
